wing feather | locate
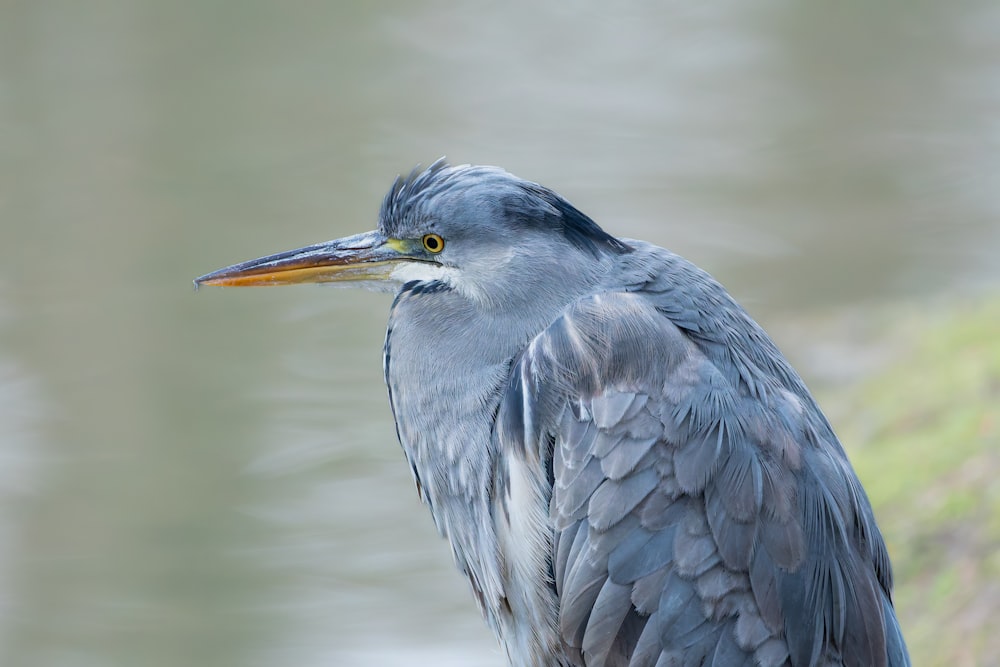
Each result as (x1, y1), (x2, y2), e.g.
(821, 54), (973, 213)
(588, 468), (660, 532)
(497, 286), (908, 666)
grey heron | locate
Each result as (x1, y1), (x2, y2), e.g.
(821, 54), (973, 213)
(196, 160), (910, 667)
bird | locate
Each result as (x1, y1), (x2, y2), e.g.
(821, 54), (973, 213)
(196, 160), (910, 667)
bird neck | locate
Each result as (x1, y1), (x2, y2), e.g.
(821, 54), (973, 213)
(382, 279), (583, 643)
(383, 283), (512, 605)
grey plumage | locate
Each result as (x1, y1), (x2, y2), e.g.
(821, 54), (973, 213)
(196, 160), (911, 667)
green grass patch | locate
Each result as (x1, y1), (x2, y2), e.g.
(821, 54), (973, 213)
(832, 298), (1000, 665)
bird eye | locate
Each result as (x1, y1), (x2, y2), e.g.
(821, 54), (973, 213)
(422, 233), (445, 253)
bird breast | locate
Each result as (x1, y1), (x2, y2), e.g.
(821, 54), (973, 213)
(384, 282), (567, 663)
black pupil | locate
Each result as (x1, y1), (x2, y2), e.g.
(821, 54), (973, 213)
(426, 236), (439, 250)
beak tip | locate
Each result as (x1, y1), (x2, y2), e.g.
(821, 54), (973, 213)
(193, 269), (230, 288)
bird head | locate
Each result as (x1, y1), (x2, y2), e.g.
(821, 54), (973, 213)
(195, 160), (631, 311)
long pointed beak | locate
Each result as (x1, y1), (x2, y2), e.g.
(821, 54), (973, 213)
(195, 230), (415, 288)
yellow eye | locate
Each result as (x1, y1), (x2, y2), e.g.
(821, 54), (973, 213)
(422, 233), (445, 253)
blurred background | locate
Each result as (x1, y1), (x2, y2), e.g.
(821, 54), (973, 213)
(1, 1), (998, 665)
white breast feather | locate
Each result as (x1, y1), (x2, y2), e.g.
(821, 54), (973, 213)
(495, 451), (560, 666)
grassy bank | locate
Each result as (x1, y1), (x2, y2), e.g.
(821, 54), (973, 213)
(827, 298), (1000, 665)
